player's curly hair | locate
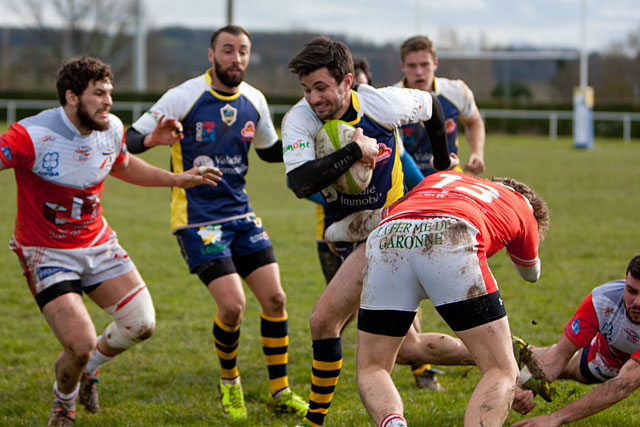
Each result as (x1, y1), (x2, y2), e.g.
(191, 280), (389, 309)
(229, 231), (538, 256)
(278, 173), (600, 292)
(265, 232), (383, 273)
(627, 254), (640, 279)
(288, 36), (354, 84)
(492, 177), (550, 240)
(56, 55), (112, 106)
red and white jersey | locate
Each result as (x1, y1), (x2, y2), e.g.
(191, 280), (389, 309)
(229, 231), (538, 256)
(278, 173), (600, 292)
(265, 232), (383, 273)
(381, 171), (539, 266)
(564, 280), (640, 376)
(0, 107), (127, 248)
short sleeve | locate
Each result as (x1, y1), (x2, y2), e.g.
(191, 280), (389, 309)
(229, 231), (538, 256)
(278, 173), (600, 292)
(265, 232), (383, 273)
(0, 123), (35, 169)
(564, 292), (599, 348)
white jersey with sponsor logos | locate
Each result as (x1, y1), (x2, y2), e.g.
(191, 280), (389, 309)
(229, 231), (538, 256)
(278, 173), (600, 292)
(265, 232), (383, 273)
(565, 280), (640, 377)
(0, 107), (127, 248)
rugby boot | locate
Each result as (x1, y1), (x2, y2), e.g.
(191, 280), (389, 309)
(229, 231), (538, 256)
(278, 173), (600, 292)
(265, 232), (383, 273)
(513, 335), (555, 402)
(413, 367), (444, 391)
(270, 388), (308, 416)
(219, 380), (247, 419)
(79, 371), (99, 413)
(47, 402), (76, 426)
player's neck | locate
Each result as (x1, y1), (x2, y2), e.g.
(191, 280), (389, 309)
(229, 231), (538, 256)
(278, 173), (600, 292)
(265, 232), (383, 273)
(62, 105), (92, 136)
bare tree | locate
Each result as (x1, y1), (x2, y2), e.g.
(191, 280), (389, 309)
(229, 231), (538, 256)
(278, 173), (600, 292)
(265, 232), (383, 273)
(2, 0), (137, 87)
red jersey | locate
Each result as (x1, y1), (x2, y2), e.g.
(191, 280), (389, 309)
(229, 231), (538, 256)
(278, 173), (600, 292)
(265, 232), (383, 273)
(381, 171), (539, 266)
(0, 107), (127, 248)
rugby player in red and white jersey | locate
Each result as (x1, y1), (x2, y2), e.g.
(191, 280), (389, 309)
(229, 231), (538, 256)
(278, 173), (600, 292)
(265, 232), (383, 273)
(512, 254), (640, 427)
(0, 56), (221, 426)
(350, 171), (550, 427)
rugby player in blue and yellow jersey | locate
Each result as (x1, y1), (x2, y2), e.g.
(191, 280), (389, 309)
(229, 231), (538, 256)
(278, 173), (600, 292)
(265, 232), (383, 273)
(396, 35), (486, 177)
(283, 36), (456, 427)
(125, 25), (306, 420)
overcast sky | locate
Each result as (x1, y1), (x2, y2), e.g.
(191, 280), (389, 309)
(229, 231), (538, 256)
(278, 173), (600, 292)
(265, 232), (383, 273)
(1, 0), (638, 52)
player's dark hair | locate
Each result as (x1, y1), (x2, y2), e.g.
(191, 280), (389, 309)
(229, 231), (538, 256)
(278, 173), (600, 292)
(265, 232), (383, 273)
(353, 56), (373, 85)
(492, 177), (550, 240)
(627, 254), (640, 279)
(400, 35), (436, 62)
(210, 25), (250, 49)
(56, 55), (112, 106)
(288, 36), (354, 83)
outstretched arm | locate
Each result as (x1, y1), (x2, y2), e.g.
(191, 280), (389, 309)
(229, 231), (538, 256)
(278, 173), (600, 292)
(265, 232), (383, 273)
(513, 359), (640, 426)
(461, 108), (486, 174)
(110, 153), (222, 189)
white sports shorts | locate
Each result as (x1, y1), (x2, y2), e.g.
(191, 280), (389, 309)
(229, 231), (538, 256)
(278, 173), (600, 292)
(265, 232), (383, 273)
(10, 232), (136, 297)
(362, 217), (497, 311)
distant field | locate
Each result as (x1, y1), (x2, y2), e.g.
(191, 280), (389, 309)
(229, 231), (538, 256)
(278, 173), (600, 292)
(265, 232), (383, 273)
(1, 131), (640, 426)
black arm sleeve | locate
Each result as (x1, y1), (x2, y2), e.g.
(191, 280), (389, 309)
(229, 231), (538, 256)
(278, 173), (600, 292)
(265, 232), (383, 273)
(125, 127), (149, 154)
(255, 140), (283, 163)
(286, 142), (362, 198)
(423, 96), (451, 171)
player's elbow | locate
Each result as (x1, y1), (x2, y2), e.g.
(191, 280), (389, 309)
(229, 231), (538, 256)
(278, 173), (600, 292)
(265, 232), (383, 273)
(286, 170), (315, 199)
(516, 263), (541, 282)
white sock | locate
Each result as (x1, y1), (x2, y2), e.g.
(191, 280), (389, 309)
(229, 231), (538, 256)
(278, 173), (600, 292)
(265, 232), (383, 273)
(380, 413), (407, 427)
(84, 336), (114, 376)
(53, 381), (79, 409)
(221, 376), (241, 386)
(273, 387), (290, 399)
(519, 366), (533, 386)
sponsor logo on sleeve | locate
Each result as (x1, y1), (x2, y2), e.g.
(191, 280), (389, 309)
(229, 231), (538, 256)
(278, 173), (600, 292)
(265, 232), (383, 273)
(0, 145), (12, 161)
(284, 139), (311, 153)
(570, 319), (580, 336)
(146, 111), (163, 122)
(220, 104), (237, 126)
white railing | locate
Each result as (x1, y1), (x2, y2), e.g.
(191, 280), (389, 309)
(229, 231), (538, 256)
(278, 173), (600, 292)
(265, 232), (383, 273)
(1, 99), (638, 142)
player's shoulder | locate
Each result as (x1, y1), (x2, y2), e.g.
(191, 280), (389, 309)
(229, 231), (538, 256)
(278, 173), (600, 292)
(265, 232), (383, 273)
(238, 81), (267, 99)
(592, 280), (625, 308)
(282, 98), (321, 131)
(435, 77), (473, 97)
(163, 72), (210, 101)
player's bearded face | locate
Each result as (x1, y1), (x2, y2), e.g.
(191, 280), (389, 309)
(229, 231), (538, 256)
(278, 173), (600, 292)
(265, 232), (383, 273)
(76, 79), (112, 132)
(214, 57), (245, 88)
(624, 273), (640, 324)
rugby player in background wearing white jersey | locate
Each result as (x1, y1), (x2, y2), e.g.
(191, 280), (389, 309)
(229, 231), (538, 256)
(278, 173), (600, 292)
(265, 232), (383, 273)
(125, 25), (307, 420)
(0, 55), (221, 426)
(394, 35), (487, 391)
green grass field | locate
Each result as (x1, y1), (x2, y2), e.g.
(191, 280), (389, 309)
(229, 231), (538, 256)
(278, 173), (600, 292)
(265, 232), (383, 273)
(1, 131), (640, 426)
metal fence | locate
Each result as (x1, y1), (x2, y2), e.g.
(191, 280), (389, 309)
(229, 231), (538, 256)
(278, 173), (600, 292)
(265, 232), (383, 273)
(1, 99), (639, 142)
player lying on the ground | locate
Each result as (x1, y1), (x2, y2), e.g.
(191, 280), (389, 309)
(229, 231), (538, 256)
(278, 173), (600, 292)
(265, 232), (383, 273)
(511, 253), (640, 427)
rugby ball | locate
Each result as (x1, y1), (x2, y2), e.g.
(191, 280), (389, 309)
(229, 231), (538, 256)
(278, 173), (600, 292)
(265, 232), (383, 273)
(314, 120), (373, 194)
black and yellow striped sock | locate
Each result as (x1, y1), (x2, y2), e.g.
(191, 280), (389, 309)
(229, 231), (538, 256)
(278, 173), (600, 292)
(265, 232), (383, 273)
(412, 363), (431, 376)
(303, 337), (342, 427)
(213, 314), (240, 380)
(260, 312), (289, 395)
